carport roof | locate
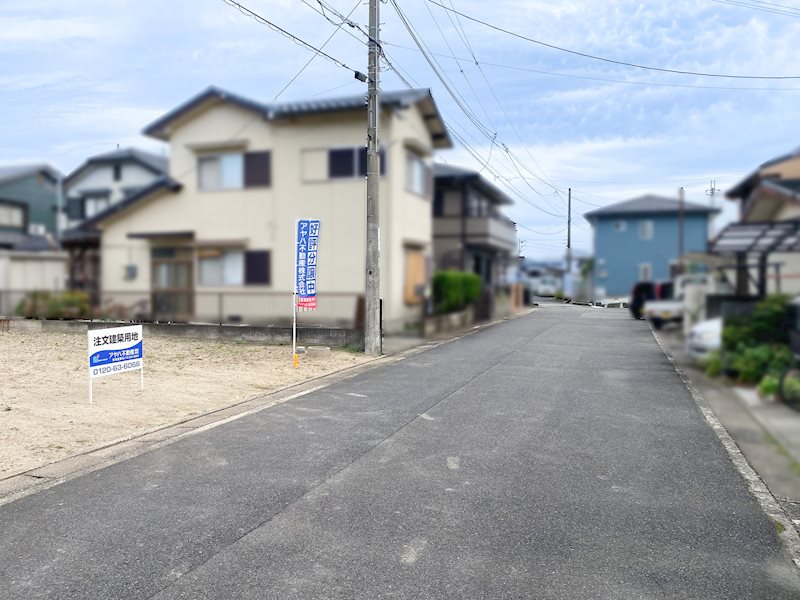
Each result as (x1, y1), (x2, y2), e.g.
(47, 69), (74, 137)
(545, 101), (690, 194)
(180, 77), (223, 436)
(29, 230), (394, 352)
(708, 219), (800, 256)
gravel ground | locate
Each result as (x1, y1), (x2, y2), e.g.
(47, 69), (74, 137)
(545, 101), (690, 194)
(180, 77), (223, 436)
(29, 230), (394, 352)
(0, 329), (368, 476)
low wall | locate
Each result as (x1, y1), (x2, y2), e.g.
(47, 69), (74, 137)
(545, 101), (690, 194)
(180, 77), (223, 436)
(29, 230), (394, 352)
(422, 306), (475, 337)
(7, 318), (364, 348)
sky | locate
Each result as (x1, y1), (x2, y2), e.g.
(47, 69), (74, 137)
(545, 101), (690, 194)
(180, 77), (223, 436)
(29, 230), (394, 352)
(2, 0), (800, 259)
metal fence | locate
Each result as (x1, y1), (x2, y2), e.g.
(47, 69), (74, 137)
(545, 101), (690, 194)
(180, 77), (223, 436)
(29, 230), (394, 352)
(1, 289), (363, 328)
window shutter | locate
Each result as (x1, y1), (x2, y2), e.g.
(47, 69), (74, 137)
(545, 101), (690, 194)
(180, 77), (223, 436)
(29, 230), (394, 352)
(67, 197), (84, 220)
(329, 149), (354, 178)
(424, 164), (433, 199)
(245, 250), (270, 285)
(244, 151), (271, 187)
(358, 147), (368, 178)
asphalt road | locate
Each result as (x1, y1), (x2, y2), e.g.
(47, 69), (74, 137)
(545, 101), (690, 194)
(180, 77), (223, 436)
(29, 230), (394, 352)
(2, 306), (799, 599)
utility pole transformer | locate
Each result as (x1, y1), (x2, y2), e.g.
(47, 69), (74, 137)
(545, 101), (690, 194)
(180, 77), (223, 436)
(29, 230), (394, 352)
(365, 0), (381, 356)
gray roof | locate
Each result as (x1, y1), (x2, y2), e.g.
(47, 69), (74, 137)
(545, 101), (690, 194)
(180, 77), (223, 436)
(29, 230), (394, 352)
(63, 176), (182, 237)
(144, 86), (451, 148)
(433, 163), (513, 205)
(0, 164), (61, 186)
(760, 147), (800, 170)
(65, 147), (168, 186)
(14, 234), (58, 252)
(584, 194), (719, 222)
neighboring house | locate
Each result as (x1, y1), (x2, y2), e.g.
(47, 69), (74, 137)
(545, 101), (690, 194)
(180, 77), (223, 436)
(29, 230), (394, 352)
(61, 148), (168, 303)
(585, 194), (719, 297)
(432, 164), (517, 316)
(0, 164), (61, 237)
(0, 248), (67, 317)
(725, 148), (800, 294)
(80, 86), (450, 331)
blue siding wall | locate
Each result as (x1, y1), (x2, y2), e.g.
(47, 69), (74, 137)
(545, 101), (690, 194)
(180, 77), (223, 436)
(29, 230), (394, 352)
(593, 213), (710, 296)
(0, 174), (58, 234)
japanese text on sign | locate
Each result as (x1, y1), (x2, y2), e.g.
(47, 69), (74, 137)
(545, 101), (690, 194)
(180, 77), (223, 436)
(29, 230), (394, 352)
(296, 219), (320, 309)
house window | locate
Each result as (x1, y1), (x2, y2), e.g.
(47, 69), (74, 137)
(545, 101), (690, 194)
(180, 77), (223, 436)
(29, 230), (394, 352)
(0, 204), (24, 228)
(113, 164), (122, 181)
(639, 220), (654, 240)
(328, 147), (385, 179)
(467, 191), (489, 217)
(639, 263), (652, 281)
(613, 220), (626, 232)
(406, 151), (430, 197)
(197, 151), (271, 191)
(198, 249), (244, 286)
(245, 250), (271, 285)
(84, 196), (110, 218)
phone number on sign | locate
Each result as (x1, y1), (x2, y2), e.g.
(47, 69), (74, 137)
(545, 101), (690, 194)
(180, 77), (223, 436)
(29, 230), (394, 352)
(92, 360), (141, 377)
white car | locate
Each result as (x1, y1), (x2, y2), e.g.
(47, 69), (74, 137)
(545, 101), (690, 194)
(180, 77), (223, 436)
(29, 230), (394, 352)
(686, 317), (722, 360)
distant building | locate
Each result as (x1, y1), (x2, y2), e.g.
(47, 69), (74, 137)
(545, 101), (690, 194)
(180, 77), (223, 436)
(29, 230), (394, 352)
(73, 86), (450, 331)
(0, 164), (61, 243)
(585, 194), (719, 297)
(725, 148), (800, 294)
(61, 148), (168, 303)
(432, 164), (517, 313)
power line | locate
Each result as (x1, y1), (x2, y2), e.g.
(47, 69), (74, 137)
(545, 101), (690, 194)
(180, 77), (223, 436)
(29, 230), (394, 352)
(382, 40), (800, 91)
(220, 0), (366, 80)
(711, 0), (800, 18)
(423, 0), (800, 79)
(273, 0), (363, 99)
(389, 0), (567, 215)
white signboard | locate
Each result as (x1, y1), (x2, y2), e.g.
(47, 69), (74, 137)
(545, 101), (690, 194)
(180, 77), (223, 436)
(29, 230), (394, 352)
(87, 325), (143, 402)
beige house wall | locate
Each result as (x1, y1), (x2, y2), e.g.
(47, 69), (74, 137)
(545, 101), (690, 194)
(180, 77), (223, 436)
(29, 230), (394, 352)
(100, 100), (438, 330)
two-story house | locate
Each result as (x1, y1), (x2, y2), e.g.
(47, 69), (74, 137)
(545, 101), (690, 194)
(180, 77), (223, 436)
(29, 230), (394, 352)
(432, 164), (517, 317)
(61, 148), (168, 302)
(0, 164), (61, 245)
(82, 86), (450, 332)
(725, 148), (800, 294)
(585, 194), (719, 297)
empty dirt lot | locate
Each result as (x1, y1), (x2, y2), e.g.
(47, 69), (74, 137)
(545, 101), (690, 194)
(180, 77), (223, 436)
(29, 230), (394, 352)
(0, 329), (370, 477)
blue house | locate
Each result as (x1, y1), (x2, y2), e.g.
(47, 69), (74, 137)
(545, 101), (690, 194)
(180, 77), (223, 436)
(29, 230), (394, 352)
(584, 195), (719, 297)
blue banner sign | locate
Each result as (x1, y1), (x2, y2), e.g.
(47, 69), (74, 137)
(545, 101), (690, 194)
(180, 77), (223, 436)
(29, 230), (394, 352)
(296, 219), (320, 309)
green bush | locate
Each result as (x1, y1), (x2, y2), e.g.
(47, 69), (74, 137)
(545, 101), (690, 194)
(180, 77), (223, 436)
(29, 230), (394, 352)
(15, 290), (90, 320)
(733, 344), (773, 384)
(704, 350), (722, 378)
(432, 271), (483, 314)
(758, 373), (780, 398)
(723, 294), (790, 351)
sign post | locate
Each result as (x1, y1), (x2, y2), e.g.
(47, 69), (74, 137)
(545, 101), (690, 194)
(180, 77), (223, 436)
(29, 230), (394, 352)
(294, 219), (320, 367)
(87, 324), (144, 403)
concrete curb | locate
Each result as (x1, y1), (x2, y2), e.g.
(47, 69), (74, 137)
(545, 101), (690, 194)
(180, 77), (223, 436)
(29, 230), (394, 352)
(653, 329), (800, 571)
(0, 309), (535, 507)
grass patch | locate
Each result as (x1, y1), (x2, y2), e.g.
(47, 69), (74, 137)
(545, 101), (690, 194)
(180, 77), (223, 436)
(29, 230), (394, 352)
(775, 520), (786, 535)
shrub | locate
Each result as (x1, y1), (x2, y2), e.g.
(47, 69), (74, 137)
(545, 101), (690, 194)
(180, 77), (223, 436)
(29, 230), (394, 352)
(15, 290), (90, 320)
(758, 373), (780, 398)
(432, 271), (483, 314)
(704, 350), (722, 378)
(723, 294), (790, 351)
(733, 344), (774, 384)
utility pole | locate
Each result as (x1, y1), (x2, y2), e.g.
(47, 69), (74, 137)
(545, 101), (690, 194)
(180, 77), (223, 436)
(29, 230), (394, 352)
(565, 187), (572, 294)
(706, 179), (721, 209)
(678, 186), (685, 276)
(364, 0), (381, 356)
